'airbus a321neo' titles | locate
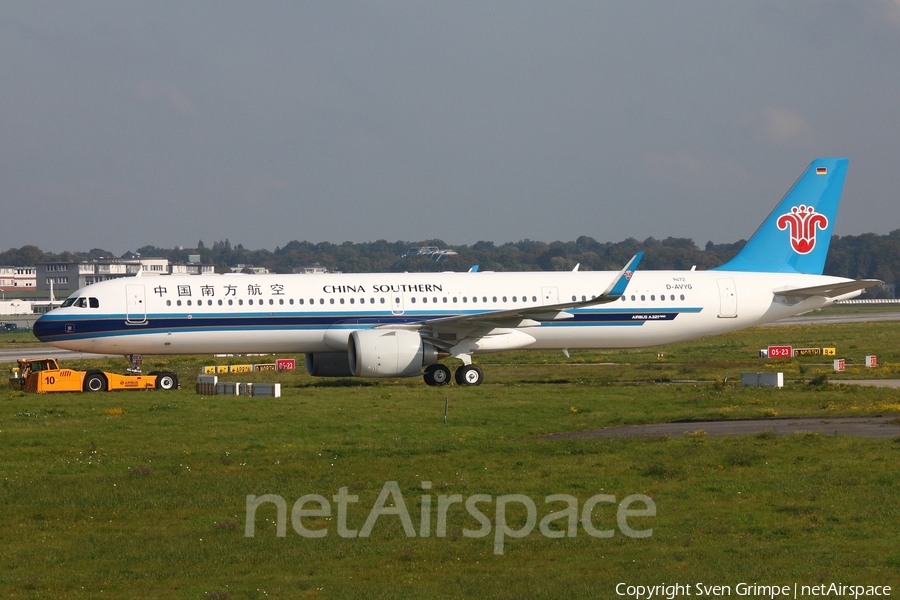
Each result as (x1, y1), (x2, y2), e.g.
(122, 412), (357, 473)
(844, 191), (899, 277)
(35, 158), (879, 386)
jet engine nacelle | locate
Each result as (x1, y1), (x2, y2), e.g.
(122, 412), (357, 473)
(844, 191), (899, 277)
(305, 351), (354, 377)
(348, 329), (442, 378)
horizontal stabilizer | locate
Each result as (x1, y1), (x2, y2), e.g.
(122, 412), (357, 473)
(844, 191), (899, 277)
(773, 279), (882, 300)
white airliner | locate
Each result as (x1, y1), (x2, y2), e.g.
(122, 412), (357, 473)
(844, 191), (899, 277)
(35, 158), (878, 386)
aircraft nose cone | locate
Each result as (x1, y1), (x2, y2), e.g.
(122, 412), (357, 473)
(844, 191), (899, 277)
(33, 314), (63, 342)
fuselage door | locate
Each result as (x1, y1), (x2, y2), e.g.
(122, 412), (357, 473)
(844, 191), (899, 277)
(125, 284), (148, 325)
(391, 292), (405, 315)
(716, 278), (737, 318)
(541, 286), (559, 306)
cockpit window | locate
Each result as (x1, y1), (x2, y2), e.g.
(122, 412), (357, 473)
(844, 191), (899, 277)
(60, 296), (98, 309)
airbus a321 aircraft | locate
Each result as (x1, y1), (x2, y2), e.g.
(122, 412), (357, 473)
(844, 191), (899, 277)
(35, 158), (878, 386)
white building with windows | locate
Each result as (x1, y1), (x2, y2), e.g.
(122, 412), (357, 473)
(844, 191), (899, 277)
(35, 258), (211, 292)
(0, 266), (37, 291)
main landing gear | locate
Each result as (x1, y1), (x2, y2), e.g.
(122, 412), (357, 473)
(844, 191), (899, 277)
(423, 364), (483, 387)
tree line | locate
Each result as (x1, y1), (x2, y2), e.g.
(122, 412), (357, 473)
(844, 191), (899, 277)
(2, 230), (898, 296)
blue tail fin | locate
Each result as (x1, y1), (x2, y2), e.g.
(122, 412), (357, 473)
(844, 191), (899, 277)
(713, 158), (848, 274)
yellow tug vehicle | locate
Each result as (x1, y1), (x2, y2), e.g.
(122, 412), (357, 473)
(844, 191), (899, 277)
(10, 358), (178, 393)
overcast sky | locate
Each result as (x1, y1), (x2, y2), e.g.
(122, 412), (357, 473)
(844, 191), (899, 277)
(2, 1), (899, 255)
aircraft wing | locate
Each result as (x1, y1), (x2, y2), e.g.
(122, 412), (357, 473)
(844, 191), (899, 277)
(773, 279), (882, 300)
(402, 252), (643, 331)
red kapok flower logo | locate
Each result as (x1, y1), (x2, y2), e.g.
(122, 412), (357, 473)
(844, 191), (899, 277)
(776, 205), (828, 254)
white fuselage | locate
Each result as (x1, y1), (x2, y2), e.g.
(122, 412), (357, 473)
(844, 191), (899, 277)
(34, 269), (855, 356)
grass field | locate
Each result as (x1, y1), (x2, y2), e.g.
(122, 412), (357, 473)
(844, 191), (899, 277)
(1, 322), (899, 598)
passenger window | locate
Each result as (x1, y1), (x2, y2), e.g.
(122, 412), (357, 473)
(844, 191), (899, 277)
(680, 294), (685, 301)
(166, 300), (171, 306)
(177, 300), (182, 306)
(218, 299), (223, 306)
(238, 299), (244, 306)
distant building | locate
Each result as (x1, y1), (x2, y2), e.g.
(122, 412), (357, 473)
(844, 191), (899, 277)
(0, 266), (36, 291)
(36, 258), (212, 292)
(293, 263), (330, 274)
(170, 263), (216, 275)
(0, 299), (61, 315)
(230, 264), (270, 275)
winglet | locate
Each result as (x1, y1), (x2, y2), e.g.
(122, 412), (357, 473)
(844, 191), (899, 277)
(603, 252), (643, 297)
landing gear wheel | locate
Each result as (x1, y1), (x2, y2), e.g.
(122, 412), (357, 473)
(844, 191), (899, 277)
(423, 364), (451, 386)
(155, 372), (178, 390)
(455, 365), (483, 386)
(83, 372), (108, 392)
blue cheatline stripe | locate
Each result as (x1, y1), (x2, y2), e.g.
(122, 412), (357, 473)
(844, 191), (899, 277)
(34, 307), (703, 342)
